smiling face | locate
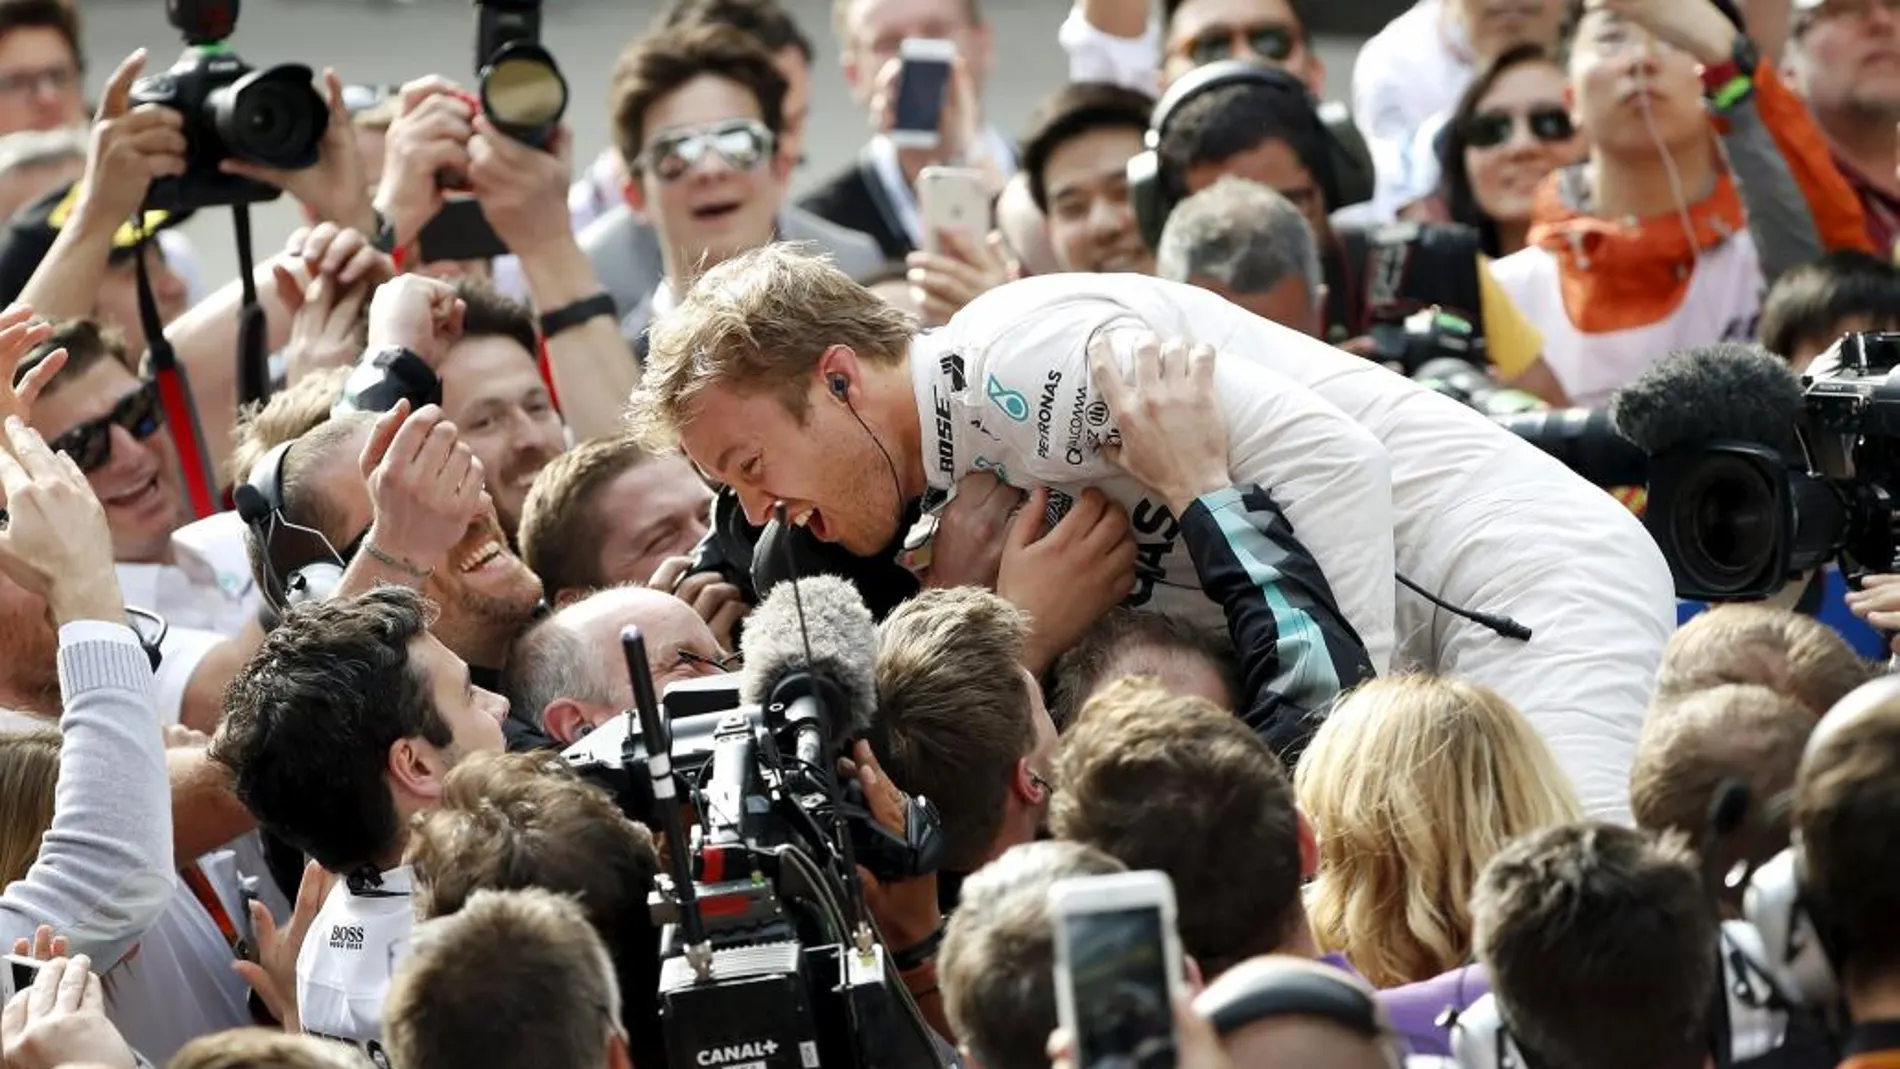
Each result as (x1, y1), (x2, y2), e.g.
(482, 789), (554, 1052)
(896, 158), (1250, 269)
(628, 73), (789, 288)
(1570, 7), (1708, 157)
(1463, 59), (1581, 226)
(30, 358), (186, 564)
(437, 333), (566, 537)
(589, 455), (713, 590)
(676, 371), (906, 556)
(316, 424), (545, 654)
(1043, 124), (1152, 274)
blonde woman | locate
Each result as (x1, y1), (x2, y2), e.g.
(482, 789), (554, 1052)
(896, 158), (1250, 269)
(1295, 675), (1582, 987)
(0, 729), (60, 887)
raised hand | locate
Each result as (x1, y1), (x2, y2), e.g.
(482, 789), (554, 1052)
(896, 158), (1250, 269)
(233, 859), (334, 1033)
(221, 68), (373, 231)
(997, 487), (1138, 673)
(0, 956), (138, 1069)
(365, 273), (466, 368)
(77, 50), (187, 228)
(0, 417), (122, 624)
(0, 305), (64, 425)
(358, 401), (485, 577)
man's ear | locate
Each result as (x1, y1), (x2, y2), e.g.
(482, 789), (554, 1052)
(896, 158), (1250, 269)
(1310, 282), (1330, 337)
(609, 1030), (635, 1069)
(543, 697), (590, 746)
(1296, 808), (1319, 880)
(814, 344), (864, 399)
(1010, 754), (1041, 805)
(387, 736), (450, 802)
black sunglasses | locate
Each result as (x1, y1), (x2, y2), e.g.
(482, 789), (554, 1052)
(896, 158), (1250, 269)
(1464, 105), (1575, 150)
(47, 379), (164, 474)
(639, 119), (775, 183)
(1182, 22), (1298, 66)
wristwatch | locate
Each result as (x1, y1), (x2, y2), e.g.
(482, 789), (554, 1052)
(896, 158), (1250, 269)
(1700, 33), (1760, 112)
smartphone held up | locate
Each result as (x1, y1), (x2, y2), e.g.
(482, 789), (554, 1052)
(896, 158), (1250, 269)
(1051, 871), (1187, 1069)
(890, 38), (956, 150)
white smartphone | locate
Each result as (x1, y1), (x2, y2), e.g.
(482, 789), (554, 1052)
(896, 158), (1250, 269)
(890, 38), (957, 150)
(918, 166), (992, 256)
(4, 954), (44, 999)
(1050, 871), (1185, 1069)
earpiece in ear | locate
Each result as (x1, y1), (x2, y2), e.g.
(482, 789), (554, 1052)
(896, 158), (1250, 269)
(830, 375), (850, 398)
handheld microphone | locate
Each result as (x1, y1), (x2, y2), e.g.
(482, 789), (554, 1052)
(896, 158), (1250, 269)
(1612, 344), (1805, 458)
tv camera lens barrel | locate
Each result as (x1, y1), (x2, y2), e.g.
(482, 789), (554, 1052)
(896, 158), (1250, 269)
(1661, 452), (1783, 599)
(480, 40), (567, 149)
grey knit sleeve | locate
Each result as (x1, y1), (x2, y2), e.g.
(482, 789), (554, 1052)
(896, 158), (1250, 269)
(0, 625), (176, 971)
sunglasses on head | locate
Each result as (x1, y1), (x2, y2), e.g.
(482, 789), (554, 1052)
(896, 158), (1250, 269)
(1180, 22), (1298, 67)
(639, 119), (775, 183)
(1464, 105), (1574, 150)
(48, 379), (165, 474)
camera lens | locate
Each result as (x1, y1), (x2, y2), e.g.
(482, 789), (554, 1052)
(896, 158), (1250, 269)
(480, 41), (567, 148)
(1668, 453), (1780, 597)
(213, 65), (325, 170)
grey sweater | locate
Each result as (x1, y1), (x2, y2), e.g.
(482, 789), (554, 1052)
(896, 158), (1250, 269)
(1, 622), (175, 982)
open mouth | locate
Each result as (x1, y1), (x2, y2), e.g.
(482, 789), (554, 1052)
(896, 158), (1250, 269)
(791, 506), (831, 542)
(455, 538), (507, 575)
(103, 476), (161, 509)
(690, 200), (743, 221)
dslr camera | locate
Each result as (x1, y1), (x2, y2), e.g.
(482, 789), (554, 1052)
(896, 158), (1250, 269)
(129, 0), (326, 212)
(474, 0), (568, 148)
(1368, 305), (1487, 378)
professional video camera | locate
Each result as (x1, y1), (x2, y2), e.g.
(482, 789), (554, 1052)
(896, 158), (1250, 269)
(129, 0), (326, 213)
(474, 0), (567, 148)
(1368, 305), (1487, 378)
(1592, 336), (1900, 602)
(567, 561), (948, 1069)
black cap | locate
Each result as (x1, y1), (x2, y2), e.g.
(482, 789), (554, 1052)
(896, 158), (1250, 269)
(0, 182), (190, 305)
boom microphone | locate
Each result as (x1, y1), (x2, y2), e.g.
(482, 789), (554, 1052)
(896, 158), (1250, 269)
(1612, 344), (1805, 457)
(740, 574), (880, 749)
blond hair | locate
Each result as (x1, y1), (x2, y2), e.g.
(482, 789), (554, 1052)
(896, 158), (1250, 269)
(1654, 605), (1871, 718)
(0, 729), (59, 886)
(625, 243), (916, 453)
(1295, 675), (1583, 987)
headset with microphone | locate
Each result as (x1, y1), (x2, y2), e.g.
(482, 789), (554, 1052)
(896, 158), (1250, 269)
(234, 439), (365, 615)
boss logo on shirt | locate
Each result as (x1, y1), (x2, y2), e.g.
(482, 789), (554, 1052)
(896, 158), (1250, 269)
(328, 924), (366, 951)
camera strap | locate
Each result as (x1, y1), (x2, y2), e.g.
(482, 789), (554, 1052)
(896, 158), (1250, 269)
(231, 203), (271, 414)
(135, 220), (220, 520)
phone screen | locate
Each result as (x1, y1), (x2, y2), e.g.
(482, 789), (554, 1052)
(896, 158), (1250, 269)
(6, 955), (41, 996)
(1064, 906), (1177, 1069)
(893, 57), (951, 134)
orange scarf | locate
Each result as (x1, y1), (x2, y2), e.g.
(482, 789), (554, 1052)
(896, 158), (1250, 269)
(1524, 164), (1748, 335)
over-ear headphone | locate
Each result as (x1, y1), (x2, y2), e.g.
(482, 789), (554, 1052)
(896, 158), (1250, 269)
(1196, 959), (1401, 1069)
(1126, 60), (1363, 250)
(234, 439), (351, 615)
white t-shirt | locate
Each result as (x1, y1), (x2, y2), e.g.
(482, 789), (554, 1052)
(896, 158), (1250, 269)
(1354, 0), (1475, 219)
(912, 274), (1674, 820)
(296, 865), (414, 1063)
(104, 849), (255, 1064)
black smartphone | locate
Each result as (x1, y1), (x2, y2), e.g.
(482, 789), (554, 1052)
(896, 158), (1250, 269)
(6, 953), (43, 996)
(416, 197), (510, 264)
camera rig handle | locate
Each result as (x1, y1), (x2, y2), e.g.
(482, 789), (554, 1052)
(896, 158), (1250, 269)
(623, 626), (714, 979)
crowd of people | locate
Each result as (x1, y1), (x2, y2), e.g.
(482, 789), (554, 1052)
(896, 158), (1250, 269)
(3, 0), (1900, 1066)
